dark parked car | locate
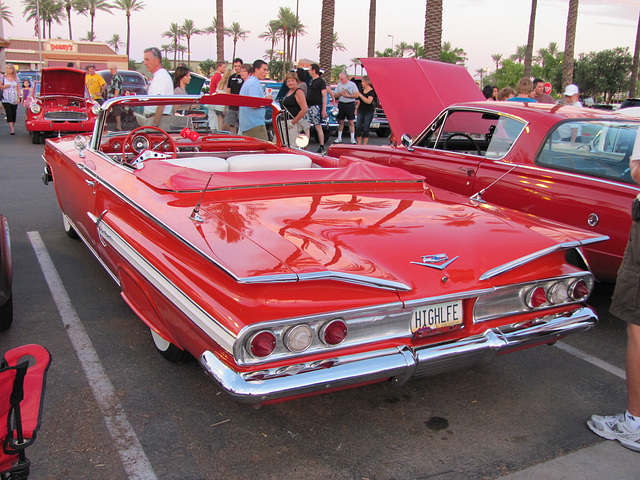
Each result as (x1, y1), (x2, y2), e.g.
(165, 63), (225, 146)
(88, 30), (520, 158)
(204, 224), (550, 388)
(0, 214), (12, 332)
(97, 69), (148, 96)
(621, 98), (640, 109)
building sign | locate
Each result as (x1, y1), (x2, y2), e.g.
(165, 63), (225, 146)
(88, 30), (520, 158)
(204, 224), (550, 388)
(47, 41), (76, 52)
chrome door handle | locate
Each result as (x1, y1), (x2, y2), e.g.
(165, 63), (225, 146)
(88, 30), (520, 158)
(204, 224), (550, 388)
(85, 179), (95, 187)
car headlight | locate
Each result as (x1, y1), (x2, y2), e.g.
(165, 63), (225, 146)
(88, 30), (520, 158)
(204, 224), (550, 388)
(91, 104), (100, 115)
(30, 102), (42, 114)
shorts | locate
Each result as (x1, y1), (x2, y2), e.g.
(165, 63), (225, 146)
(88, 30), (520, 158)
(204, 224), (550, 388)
(307, 105), (323, 126)
(610, 199), (640, 325)
(337, 101), (356, 121)
(224, 108), (239, 127)
(242, 124), (269, 141)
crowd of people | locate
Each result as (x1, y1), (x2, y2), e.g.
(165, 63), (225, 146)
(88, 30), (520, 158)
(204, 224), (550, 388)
(482, 76), (583, 106)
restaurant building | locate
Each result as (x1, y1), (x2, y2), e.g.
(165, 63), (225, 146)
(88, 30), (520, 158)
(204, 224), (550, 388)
(3, 37), (127, 72)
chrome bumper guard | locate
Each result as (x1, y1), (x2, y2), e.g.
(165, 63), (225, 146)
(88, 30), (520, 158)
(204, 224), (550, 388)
(199, 307), (596, 403)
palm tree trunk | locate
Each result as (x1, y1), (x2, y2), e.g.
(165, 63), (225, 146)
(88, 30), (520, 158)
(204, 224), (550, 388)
(367, 0), (376, 58)
(562, 0), (579, 89)
(216, 0), (224, 61)
(630, 11), (640, 97)
(423, 0), (443, 61)
(319, 0), (335, 76)
(524, 0), (537, 78)
(66, 5), (72, 39)
(126, 13), (131, 58)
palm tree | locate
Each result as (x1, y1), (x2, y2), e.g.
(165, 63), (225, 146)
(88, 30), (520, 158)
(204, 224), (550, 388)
(408, 42), (424, 58)
(275, 7), (305, 72)
(75, 0), (113, 41)
(562, 0), (579, 89)
(367, 0), (376, 57)
(107, 33), (125, 53)
(524, 0), (537, 77)
(491, 53), (503, 70)
(162, 22), (182, 68)
(423, 0), (442, 61)
(631, 12), (640, 97)
(63, 0), (85, 40)
(259, 20), (282, 63)
(180, 19), (202, 68)
(319, 0), (335, 77)
(216, 0), (224, 61)
(224, 21), (249, 62)
(112, 0), (145, 59)
(81, 30), (97, 41)
(350, 57), (361, 76)
(160, 44), (173, 58)
(510, 45), (527, 64)
(1, 1), (13, 27)
(22, 0), (63, 39)
(440, 41), (467, 65)
(318, 32), (345, 53)
(395, 41), (410, 58)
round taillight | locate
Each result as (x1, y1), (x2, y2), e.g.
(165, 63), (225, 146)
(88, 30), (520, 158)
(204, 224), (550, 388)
(547, 282), (569, 304)
(320, 319), (347, 346)
(569, 279), (590, 301)
(284, 324), (313, 353)
(526, 286), (547, 308)
(248, 330), (276, 358)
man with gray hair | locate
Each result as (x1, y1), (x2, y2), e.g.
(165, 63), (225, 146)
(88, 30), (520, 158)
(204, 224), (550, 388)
(107, 64), (123, 130)
(332, 71), (358, 144)
(141, 47), (173, 130)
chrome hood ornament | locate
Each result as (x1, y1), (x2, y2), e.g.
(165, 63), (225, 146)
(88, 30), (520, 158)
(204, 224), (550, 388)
(411, 254), (459, 270)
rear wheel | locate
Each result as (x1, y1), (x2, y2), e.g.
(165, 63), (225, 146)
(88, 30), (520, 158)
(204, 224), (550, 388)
(0, 296), (13, 332)
(150, 329), (191, 363)
(62, 214), (79, 239)
(31, 131), (41, 144)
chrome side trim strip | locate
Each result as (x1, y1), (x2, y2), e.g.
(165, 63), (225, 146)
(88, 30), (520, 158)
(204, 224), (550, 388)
(480, 237), (607, 281)
(96, 220), (237, 354)
(199, 306), (597, 403)
(239, 270), (411, 291)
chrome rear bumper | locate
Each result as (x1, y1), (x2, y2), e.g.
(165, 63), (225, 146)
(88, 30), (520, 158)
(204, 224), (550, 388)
(199, 307), (596, 403)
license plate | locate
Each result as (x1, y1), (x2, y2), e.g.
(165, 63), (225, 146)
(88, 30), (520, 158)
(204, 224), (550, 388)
(370, 122), (380, 128)
(411, 300), (463, 336)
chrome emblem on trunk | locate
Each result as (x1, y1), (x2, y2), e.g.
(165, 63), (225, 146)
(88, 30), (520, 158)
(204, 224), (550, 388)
(411, 254), (459, 270)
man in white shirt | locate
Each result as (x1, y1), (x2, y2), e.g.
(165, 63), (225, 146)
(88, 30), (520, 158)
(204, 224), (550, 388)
(142, 47), (173, 130)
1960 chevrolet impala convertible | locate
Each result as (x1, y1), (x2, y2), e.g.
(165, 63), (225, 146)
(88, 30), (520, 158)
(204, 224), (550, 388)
(41, 93), (606, 403)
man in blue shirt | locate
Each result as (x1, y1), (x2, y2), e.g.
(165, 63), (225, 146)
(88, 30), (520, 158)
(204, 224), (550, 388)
(239, 60), (272, 140)
(507, 77), (537, 103)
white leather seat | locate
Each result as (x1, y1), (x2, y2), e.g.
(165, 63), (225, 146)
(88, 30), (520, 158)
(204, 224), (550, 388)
(165, 157), (229, 172)
(226, 153), (313, 172)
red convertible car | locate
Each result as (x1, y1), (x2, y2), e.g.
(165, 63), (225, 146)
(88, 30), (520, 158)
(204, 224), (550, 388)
(25, 67), (99, 144)
(329, 58), (640, 283)
(42, 93), (605, 403)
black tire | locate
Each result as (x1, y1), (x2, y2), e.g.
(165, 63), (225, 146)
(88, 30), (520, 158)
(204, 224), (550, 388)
(62, 214), (79, 239)
(0, 296), (13, 332)
(31, 131), (41, 144)
(376, 128), (390, 138)
(151, 329), (191, 363)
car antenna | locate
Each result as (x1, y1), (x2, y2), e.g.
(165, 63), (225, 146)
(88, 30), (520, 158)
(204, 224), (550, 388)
(190, 172), (215, 223)
(470, 164), (518, 203)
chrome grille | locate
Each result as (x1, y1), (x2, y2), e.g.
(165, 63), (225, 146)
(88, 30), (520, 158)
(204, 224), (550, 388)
(44, 111), (88, 122)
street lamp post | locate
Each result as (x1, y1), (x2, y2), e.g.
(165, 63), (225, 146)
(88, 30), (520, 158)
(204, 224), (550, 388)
(388, 35), (394, 51)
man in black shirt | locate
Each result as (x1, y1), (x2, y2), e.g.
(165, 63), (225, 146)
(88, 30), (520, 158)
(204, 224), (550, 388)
(224, 58), (243, 134)
(306, 64), (329, 153)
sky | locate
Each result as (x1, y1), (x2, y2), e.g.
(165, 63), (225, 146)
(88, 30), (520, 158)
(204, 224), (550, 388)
(1, 0), (638, 80)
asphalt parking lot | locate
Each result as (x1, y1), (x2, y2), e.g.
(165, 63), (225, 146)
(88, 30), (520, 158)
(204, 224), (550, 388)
(1, 112), (637, 479)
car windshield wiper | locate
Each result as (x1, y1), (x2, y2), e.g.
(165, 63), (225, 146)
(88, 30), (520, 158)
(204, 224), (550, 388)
(470, 164), (518, 203)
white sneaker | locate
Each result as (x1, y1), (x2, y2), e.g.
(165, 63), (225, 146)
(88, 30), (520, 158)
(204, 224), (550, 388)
(587, 413), (640, 452)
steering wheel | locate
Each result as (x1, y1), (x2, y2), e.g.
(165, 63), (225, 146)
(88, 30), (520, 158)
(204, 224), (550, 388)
(122, 125), (177, 164)
(443, 133), (481, 155)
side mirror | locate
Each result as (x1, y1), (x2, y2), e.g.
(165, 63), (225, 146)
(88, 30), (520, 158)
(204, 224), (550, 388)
(74, 135), (88, 158)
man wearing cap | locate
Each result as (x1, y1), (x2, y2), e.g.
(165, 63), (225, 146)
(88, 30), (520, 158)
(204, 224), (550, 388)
(141, 47), (173, 130)
(85, 64), (106, 104)
(563, 84), (583, 107)
(557, 84), (583, 142)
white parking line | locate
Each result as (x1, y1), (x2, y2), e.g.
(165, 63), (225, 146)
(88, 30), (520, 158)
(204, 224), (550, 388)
(555, 341), (626, 380)
(28, 231), (158, 480)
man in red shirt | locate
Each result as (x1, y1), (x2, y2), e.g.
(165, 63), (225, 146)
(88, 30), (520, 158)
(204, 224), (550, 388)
(210, 61), (227, 91)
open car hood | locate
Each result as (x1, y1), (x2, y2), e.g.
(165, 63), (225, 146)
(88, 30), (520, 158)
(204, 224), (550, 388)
(360, 58), (484, 139)
(40, 67), (87, 97)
